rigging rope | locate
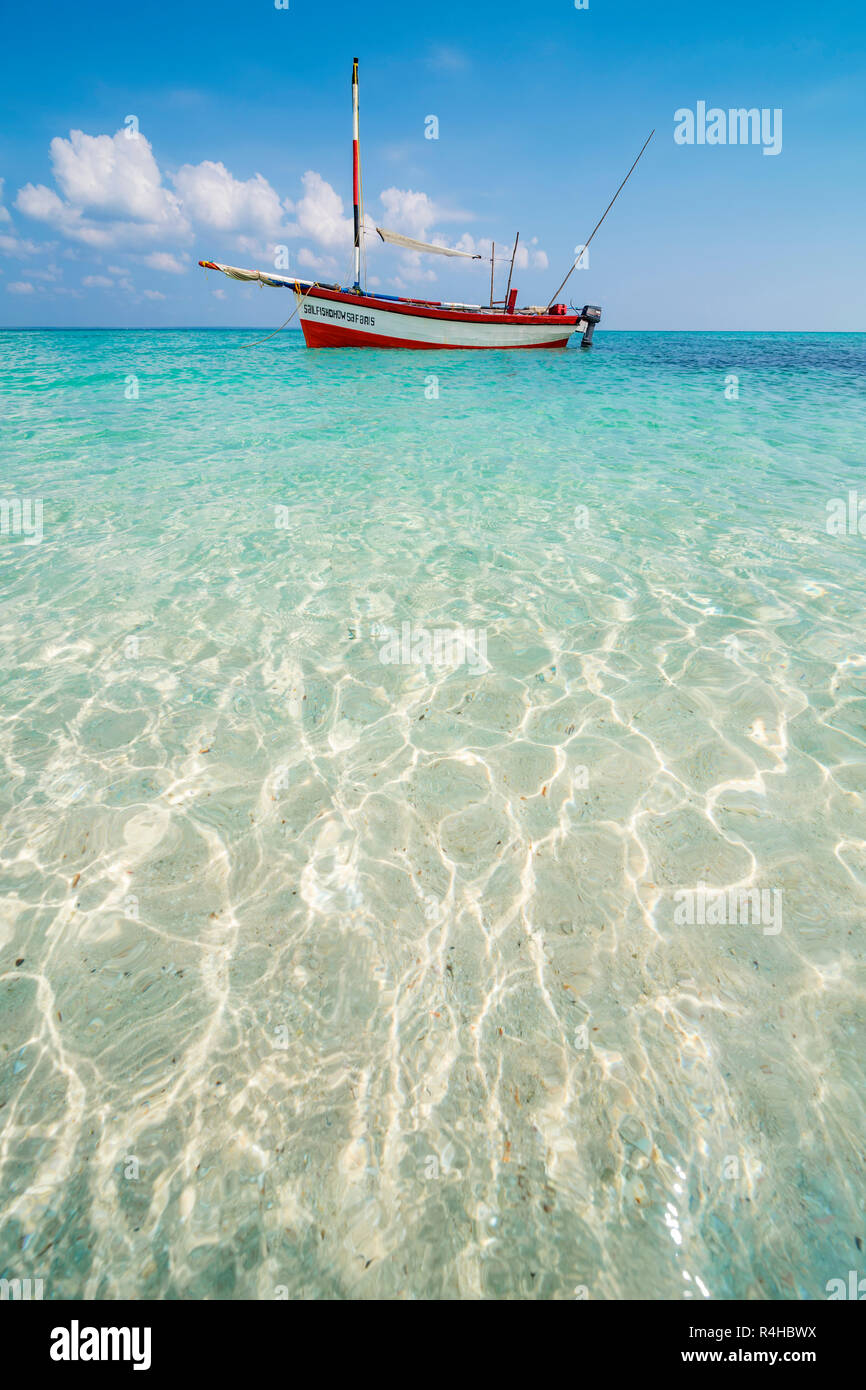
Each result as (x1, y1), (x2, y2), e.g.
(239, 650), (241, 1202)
(233, 278), (319, 348)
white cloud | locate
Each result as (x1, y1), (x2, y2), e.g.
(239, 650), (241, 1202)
(388, 270), (436, 288)
(82, 274), (113, 287)
(286, 171), (352, 248)
(16, 184), (139, 248)
(51, 129), (184, 228)
(234, 234), (288, 262)
(378, 188), (438, 237)
(0, 232), (42, 256)
(7, 281), (34, 294)
(0, 178), (11, 223)
(372, 190), (485, 283)
(143, 289), (166, 300)
(377, 187), (472, 238)
(507, 243), (544, 270)
(15, 184), (94, 240)
(172, 160), (286, 237)
(513, 241), (549, 271)
(296, 246), (340, 274)
(17, 129), (188, 247)
(10, 127), (525, 295)
(139, 251), (187, 274)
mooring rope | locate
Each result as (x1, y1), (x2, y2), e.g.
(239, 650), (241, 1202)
(235, 279), (320, 349)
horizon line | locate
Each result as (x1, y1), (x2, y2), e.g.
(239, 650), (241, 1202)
(1, 326), (864, 335)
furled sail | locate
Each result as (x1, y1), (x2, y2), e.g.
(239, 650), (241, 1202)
(374, 228), (482, 259)
(198, 260), (296, 288)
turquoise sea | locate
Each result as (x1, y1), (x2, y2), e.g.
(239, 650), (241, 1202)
(1, 328), (865, 1300)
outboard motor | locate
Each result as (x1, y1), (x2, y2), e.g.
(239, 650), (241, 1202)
(580, 304), (602, 348)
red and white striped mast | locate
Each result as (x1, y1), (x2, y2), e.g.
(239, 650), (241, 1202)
(352, 57), (362, 292)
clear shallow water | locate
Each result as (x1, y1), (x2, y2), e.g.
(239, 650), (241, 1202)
(0, 328), (864, 1300)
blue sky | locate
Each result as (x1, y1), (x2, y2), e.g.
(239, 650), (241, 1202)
(1, 0), (864, 328)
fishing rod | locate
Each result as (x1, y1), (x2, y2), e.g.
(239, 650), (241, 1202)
(546, 129), (654, 308)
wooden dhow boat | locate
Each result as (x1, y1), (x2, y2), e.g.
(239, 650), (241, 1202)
(199, 61), (651, 351)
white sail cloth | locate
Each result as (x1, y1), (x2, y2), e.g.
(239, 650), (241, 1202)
(374, 227), (482, 259)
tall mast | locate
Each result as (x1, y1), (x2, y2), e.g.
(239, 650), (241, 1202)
(352, 58), (361, 291)
(504, 232), (519, 305)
